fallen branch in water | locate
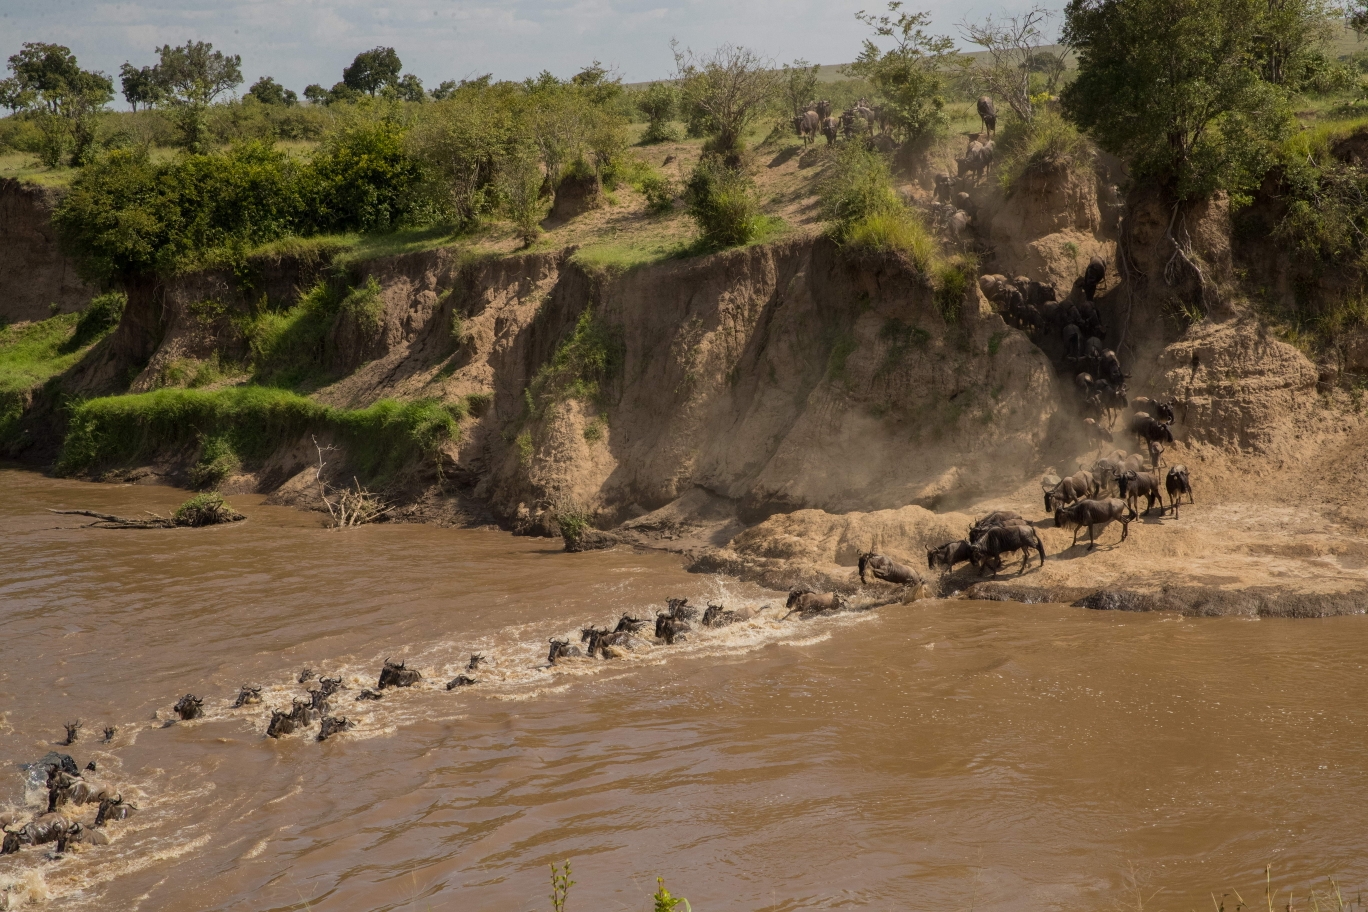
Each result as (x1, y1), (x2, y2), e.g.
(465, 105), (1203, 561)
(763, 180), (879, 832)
(312, 436), (392, 529)
(49, 493), (245, 529)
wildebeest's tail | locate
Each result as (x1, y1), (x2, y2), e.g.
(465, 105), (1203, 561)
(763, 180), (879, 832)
(857, 553), (869, 585)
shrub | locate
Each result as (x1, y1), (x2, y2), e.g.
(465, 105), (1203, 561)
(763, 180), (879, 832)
(68, 291), (126, 350)
(845, 211), (938, 270)
(639, 174), (677, 213)
(817, 143), (903, 235)
(339, 276), (386, 337)
(684, 155), (762, 248)
(995, 111), (1093, 193)
(934, 258), (975, 323)
(172, 491), (244, 526)
(525, 308), (624, 415)
(303, 117), (429, 234)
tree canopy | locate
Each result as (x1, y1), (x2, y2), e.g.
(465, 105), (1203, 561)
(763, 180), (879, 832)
(343, 47), (402, 97)
(2, 42), (113, 165)
(844, 3), (957, 143)
(248, 76), (298, 107)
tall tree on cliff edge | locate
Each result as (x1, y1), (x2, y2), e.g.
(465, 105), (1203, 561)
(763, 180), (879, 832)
(2, 43), (113, 167)
(146, 41), (242, 152)
(1059, 0), (1335, 201)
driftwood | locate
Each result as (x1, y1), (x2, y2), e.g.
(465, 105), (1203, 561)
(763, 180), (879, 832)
(48, 509), (181, 529)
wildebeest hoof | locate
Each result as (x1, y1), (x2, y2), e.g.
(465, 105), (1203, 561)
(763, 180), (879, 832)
(317, 716), (353, 742)
(173, 694), (204, 721)
(355, 689), (384, 701)
(234, 685), (263, 707)
(377, 659), (421, 689)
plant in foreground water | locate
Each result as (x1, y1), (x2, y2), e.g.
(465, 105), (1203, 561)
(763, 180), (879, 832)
(550, 860), (574, 912)
(654, 876), (691, 912)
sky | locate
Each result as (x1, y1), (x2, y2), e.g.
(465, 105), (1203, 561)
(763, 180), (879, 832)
(1, 0), (1054, 103)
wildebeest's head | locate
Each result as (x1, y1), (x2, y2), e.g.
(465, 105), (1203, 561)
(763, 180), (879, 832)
(317, 716), (353, 742)
(61, 721), (80, 745)
(377, 659), (421, 689)
(234, 685), (262, 707)
(102, 725), (116, 743)
(1, 829), (20, 854)
(173, 695), (203, 721)
(446, 675), (478, 690)
(468, 653), (485, 671)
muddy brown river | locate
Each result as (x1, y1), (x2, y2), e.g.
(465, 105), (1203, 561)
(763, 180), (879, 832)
(2, 467), (1366, 911)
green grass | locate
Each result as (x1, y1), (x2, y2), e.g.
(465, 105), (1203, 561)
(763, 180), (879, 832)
(525, 308), (625, 418)
(58, 386), (463, 482)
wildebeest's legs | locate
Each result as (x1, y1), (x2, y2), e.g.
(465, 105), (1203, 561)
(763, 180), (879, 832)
(1088, 523), (1098, 550)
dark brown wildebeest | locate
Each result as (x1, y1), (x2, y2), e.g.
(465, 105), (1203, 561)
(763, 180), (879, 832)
(1132, 397), (1175, 423)
(1054, 498), (1136, 549)
(614, 614), (648, 634)
(1, 829), (20, 854)
(234, 685), (262, 707)
(1045, 470), (1097, 511)
(1083, 417), (1113, 448)
(970, 524), (1045, 575)
(702, 602), (742, 628)
(102, 725), (116, 743)
(547, 639), (582, 663)
(927, 539), (976, 571)
(977, 95), (997, 136)
(298, 667), (317, 684)
(307, 686), (333, 715)
(173, 695), (203, 721)
(317, 716), (353, 742)
(377, 659), (421, 689)
(61, 721), (80, 745)
(95, 795), (137, 827)
(467, 653), (486, 671)
(580, 625), (612, 658)
(446, 674), (478, 689)
(816, 99), (832, 120)
(1082, 257), (1106, 300)
(266, 709), (298, 739)
(821, 115), (839, 144)
(1147, 440), (1165, 470)
(1166, 465), (1194, 518)
(858, 551), (921, 585)
(1099, 349), (1127, 387)
(783, 589), (846, 619)
(355, 689), (383, 702)
(795, 109), (820, 146)
(969, 511), (1025, 542)
(1130, 413), (1174, 446)
(17, 813), (72, 847)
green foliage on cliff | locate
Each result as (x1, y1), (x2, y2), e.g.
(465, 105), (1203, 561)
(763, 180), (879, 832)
(58, 387), (462, 480)
(525, 308), (625, 418)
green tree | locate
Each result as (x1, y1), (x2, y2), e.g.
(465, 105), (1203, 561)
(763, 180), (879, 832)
(385, 73), (425, 102)
(342, 47), (402, 97)
(431, 79), (459, 101)
(303, 83), (330, 105)
(636, 82), (679, 143)
(5, 42), (114, 166)
(1253, 0), (1338, 89)
(148, 40), (243, 151)
(119, 63), (163, 111)
(781, 59), (821, 118)
(672, 42), (781, 157)
(571, 61), (623, 107)
(844, 3), (957, 143)
(956, 6), (1063, 122)
(248, 76), (298, 106)
(1061, 0), (1293, 199)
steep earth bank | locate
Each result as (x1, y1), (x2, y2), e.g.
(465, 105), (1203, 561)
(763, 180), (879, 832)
(0, 178), (95, 323)
(15, 159), (1368, 617)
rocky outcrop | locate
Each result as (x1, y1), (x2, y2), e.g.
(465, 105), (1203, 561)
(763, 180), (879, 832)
(0, 179), (95, 323)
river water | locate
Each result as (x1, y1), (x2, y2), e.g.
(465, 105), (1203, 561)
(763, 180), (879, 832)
(1, 467), (1366, 911)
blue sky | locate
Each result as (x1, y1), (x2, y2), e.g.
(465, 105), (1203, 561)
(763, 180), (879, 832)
(1, 0), (1055, 102)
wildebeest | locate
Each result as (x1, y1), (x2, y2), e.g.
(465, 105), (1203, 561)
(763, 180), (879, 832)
(969, 510), (1026, 542)
(1132, 397), (1176, 423)
(783, 589), (846, 619)
(580, 625), (612, 658)
(935, 172), (956, 204)
(970, 524), (1045, 575)
(446, 674), (478, 689)
(467, 653), (486, 671)
(821, 115), (839, 144)
(1082, 257), (1106, 300)
(1130, 413), (1175, 446)
(377, 659), (421, 689)
(927, 539), (976, 571)
(1045, 470), (1097, 511)
(1, 829), (20, 854)
(816, 99), (832, 121)
(102, 726), (116, 743)
(173, 695), (203, 721)
(858, 551), (921, 585)
(1166, 465), (1195, 517)
(1054, 498), (1136, 549)
(702, 602), (742, 628)
(355, 689), (383, 701)
(1147, 440), (1165, 469)
(317, 716), (353, 742)
(1099, 349), (1127, 387)
(547, 639), (582, 663)
(794, 109), (820, 146)
(298, 667), (316, 684)
(977, 96), (997, 136)
(17, 813), (73, 847)
(265, 709), (296, 739)
(94, 795), (136, 827)
(234, 685), (262, 707)
(614, 614), (648, 634)
(1062, 323), (1082, 360)
(61, 721), (80, 745)
(1119, 470), (1163, 515)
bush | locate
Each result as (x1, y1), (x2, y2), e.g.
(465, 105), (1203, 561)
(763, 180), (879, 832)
(172, 491), (244, 526)
(304, 117), (430, 233)
(817, 143), (903, 236)
(525, 308), (624, 416)
(684, 155), (762, 248)
(639, 173), (677, 213)
(844, 210), (938, 270)
(57, 386), (462, 480)
(68, 291), (126, 350)
(995, 111), (1093, 193)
